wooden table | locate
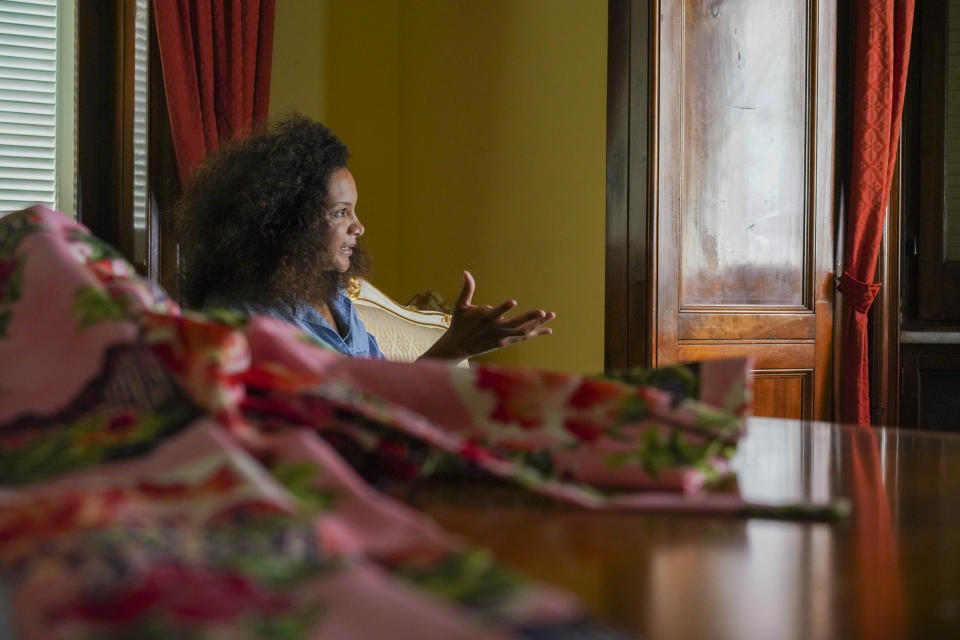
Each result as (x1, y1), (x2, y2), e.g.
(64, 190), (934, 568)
(412, 417), (960, 640)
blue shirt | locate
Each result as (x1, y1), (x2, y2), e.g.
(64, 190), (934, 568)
(204, 290), (385, 359)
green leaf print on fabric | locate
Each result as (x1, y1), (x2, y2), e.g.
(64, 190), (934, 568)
(73, 285), (129, 327)
(678, 399), (742, 436)
(603, 363), (700, 403)
(605, 428), (736, 482)
(0, 404), (199, 485)
(0, 345), (201, 483)
(0, 211), (41, 338)
(270, 461), (340, 514)
(202, 307), (250, 329)
(77, 616), (206, 640)
(252, 608), (324, 640)
(397, 549), (523, 607)
(0, 252), (26, 339)
(0, 257), (23, 304)
(65, 227), (126, 262)
(0, 211), (42, 259)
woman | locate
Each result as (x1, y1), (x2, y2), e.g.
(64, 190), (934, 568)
(179, 115), (555, 360)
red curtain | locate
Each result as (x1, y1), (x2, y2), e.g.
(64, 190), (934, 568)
(838, 0), (915, 426)
(846, 428), (905, 637)
(153, 0), (276, 181)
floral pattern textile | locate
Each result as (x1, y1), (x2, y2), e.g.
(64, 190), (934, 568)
(0, 206), (753, 639)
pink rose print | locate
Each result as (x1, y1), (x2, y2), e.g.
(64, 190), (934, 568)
(62, 563), (291, 625)
(474, 367), (573, 429)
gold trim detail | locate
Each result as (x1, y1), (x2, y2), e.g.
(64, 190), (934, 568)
(346, 278), (362, 300)
(350, 279), (451, 322)
(355, 297), (451, 328)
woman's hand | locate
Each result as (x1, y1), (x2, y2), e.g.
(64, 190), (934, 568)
(421, 271), (555, 361)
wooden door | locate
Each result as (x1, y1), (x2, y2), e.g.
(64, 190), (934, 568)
(607, 0), (836, 421)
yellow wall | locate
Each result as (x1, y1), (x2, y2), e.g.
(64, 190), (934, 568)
(270, 0), (606, 373)
(270, 1), (403, 296)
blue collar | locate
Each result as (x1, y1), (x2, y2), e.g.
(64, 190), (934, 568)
(288, 291), (382, 359)
(203, 289), (383, 359)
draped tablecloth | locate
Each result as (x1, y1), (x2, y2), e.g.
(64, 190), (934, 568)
(0, 207), (751, 639)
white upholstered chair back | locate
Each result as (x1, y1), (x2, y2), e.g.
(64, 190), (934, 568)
(348, 279), (467, 366)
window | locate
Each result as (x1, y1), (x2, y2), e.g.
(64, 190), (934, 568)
(0, 0), (74, 217)
(948, 2), (960, 262)
(904, 0), (960, 322)
(131, 0), (147, 265)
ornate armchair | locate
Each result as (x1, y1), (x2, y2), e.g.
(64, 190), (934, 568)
(347, 279), (466, 366)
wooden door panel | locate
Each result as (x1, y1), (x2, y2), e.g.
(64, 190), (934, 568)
(678, 313), (815, 340)
(677, 343), (814, 370)
(901, 343), (960, 431)
(656, 0), (835, 421)
(679, 1), (809, 309)
(605, 0), (835, 420)
(752, 371), (813, 420)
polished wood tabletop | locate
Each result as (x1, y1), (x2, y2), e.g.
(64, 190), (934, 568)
(411, 417), (960, 640)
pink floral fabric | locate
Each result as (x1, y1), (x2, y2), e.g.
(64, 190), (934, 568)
(0, 207), (752, 639)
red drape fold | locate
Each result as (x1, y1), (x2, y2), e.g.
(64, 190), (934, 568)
(847, 427), (905, 637)
(153, 0), (276, 181)
(840, 0), (914, 426)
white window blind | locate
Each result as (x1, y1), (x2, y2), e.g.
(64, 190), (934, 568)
(132, 0), (148, 265)
(0, 0), (72, 217)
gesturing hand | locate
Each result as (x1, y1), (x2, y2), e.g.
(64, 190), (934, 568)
(420, 271), (556, 361)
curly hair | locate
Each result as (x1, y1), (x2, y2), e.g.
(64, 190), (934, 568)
(177, 114), (370, 308)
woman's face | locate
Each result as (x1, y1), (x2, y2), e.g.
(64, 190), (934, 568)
(322, 168), (364, 273)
